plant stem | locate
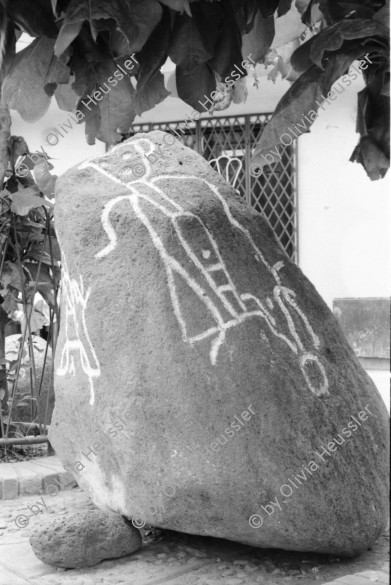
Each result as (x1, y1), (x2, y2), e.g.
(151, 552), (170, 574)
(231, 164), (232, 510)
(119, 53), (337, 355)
(0, 102), (10, 447)
(0, 102), (11, 188)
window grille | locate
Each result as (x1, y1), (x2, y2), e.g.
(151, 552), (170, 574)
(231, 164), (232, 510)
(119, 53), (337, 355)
(129, 113), (298, 262)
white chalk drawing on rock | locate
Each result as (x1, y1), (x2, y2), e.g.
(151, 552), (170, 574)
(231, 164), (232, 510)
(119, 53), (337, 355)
(56, 245), (101, 406)
(79, 138), (329, 397)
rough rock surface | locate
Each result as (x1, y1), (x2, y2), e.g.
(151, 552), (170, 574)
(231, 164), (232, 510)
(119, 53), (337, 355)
(50, 131), (389, 556)
(29, 509), (141, 568)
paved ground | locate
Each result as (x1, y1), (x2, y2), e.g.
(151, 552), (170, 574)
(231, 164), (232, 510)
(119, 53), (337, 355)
(0, 456), (76, 500)
(0, 488), (389, 585)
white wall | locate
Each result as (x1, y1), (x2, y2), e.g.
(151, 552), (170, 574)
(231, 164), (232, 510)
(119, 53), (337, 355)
(10, 105), (105, 177)
(297, 75), (390, 309)
(294, 73), (390, 412)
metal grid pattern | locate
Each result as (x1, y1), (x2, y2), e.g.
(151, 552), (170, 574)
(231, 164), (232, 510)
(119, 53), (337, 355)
(130, 114), (298, 261)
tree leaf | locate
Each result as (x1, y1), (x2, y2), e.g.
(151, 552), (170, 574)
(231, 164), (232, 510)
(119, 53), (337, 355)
(45, 52), (71, 88)
(350, 136), (389, 180)
(277, 0), (293, 17)
(295, 0), (314, 16)
(134, 72), (170, 116)
(1, 292), (20, 319)
(136, 6), (171, 95)
(1, 19), (17, 78)
(373, 2), (390, 27)
(242, 11), (275, 62)
(250, 48), (366, 172)
(2, 37), (55, 122)
(55, 81), (79, 111)
(55, 0), (163, 57)
(309, 18), (389, 69)
(8, 0), (58, 38)
(176, 63), (216, 111)
(33, 162), (57, 200)
(52, 0), (70, 18)
(88, 59), (137, 145)
(10, 188), (52, 216)
(54, 2), (89, 56)
(159, 0), (192, 15)
(207, 1), (243, 78)
(0, 261), (24, 292)
(319, 0), (383, 22)
(76, 96), (101, 145)
(169, 11), (215, 73)
(232, 77), (249, 104)
(256, 0), (280, 18)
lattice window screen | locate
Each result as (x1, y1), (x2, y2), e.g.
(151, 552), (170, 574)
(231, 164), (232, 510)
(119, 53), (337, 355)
(129, 114), (298, 262)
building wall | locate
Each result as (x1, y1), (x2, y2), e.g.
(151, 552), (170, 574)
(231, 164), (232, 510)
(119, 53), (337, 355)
(10, 106), (105, 176)
(296, 78), (390, 309)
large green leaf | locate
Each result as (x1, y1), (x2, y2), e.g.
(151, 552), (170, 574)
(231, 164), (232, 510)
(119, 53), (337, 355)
(250, 48), (366, 172)
(350, 44), (390, 180)
(277, 0), (293, 16)
(75, 54), (136, 145)
(54, 82), (79, 111)
(373, 2), (390, 26)
(136, 6), (171, 94)
(2, 37), (55, 122)
(176, 63), (216, 111)
(33, 159), (58, 199)
(0, 261), (24, 293)
(1, 20), (17, 78)
(319, 0), (384, 23)
(96, 68), (136, 145)
(10, 187), (53, 216)
(292, 17), (388, 73)
(350, 136), (389, 180)
(8, 0), (58, 38)
(168, 11), (215, 73)
(55, 0), (162, 57)
(45, 52), (71, 87)
(159, 0), (192, 15)
(255, 0), (280, 18)
(242, 11), (275, 62)
(208, 1), (243, 78)
(309, 18), (388, 68)
(134, 72), (170, 116)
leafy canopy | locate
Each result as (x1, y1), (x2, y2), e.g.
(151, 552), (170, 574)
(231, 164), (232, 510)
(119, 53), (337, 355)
(0, 0), (389, 179)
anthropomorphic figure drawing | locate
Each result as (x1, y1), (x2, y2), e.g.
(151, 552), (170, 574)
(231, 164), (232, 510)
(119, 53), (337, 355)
(74, 137), (328, 398)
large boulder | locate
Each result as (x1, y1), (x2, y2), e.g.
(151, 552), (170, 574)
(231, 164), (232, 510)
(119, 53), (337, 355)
(49, 131), (389, 556)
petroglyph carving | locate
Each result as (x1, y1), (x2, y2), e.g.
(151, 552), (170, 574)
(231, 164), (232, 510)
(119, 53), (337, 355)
(78, 138), (329, 397)
(56, 248), (101, 405)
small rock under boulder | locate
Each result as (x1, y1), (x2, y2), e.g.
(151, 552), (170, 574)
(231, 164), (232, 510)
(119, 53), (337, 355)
(30, 509), (141, 568)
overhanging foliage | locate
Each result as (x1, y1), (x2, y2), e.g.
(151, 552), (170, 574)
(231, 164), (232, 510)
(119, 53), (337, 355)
(0, 0), (389, 179)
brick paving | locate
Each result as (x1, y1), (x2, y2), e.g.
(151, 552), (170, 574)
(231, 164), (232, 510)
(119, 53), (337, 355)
(0, 456), (76, 500)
